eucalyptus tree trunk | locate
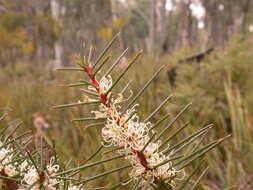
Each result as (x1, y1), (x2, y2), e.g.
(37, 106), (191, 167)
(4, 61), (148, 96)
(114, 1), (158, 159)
(95, 0), (112, 27)
(176, 0), (192, 49)
(33, 1), (45, 61)
(146, 0), (156, 53)
(92, 0), (113, 47)
(156, 0), (169, 53)
(202, 0), (221, 46)
(50, 0), (63, 68)
(241, 0), (251, 33)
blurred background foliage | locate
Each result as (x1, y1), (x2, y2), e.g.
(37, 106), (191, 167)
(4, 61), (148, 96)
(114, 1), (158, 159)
(1, 0), (253, 189)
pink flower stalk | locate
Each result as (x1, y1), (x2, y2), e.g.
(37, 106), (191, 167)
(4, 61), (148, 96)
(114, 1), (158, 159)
(83, 64), (183, 188)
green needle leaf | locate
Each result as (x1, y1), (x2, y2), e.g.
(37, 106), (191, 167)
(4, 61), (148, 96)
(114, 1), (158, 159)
(80, 89), (99, 97)
(155, 103), (191, 143)
(176, 135), (231, 170)
(93, 33), (120, 69)
(57, 154), (126, 176)
(150, 112), (170, 131)
(141, 132), (156, 152)
(163, 124), (213, 154)
(81, 144), (104, 165)
(190, 166), (209, 190)
(4, 121), (23, 142)
(85, 122), (107, 129)
(52, 101), (100, 108)
(59, 82), (90, 88)
(0, 113), (8, 121)
(170, 130), (208, 156)
(72, 117), (106, 122)
(101, 146), (123, 155)
(104, 48), (129, 77)
(56, 67), (84, 71)
(74, 164), (131, 185)
(177, 159), (205, 190)
(94, 55), (111, 76)
(159, 121), (190, 148)
(122, 65), (165, 114)
(0, 174), (19, 181)
(108, 178), (132, 190)
(105, 50), (142, 95)
(144, 95), (173, 123)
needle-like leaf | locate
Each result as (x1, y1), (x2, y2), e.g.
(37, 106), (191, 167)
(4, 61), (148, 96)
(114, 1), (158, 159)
(0, 174), (19, 181)
(163, 124), (213, 154)
(170, 130), (208, 156)
(80, 88), (99, 97)
(176, 135), (231, 170)
(159, 121), (190, 148)
(94, 55), (111, 76)
(101, 146), (123, 155)
(122, 66), (165, 114)
(144, 95), (173, 123)
(190, 166), (209, 190)
(150, 112), (170, 131)
(104, 48), (129, 77)
(59, 82), (90, 88)
(0, 113), (8, 121)
(81, 144), (104, 165)
(52, 101), (100, 109)
(105, 51), (142, 95)
(177, 159), (205, 190)
(56, 67), (84, 71)
(72, 117), (106, 122)
(85, 122), (107, 129)
(74, 164), (131, 185)
(155, 103), (191, 143)
(57, 154), (126, 176)
(107, 177), (132, 190)
(141, 132), (157, 152)
(93, 33), (120, 69)
(4, 121), (23, 142)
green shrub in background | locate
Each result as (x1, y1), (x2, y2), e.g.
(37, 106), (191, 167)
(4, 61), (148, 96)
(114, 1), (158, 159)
(169, 36), (253, 189)
(172, 36), (253, 128)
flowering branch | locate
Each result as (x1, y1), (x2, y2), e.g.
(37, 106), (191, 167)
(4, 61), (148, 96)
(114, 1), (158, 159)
(74, 55), (183, 189)
(54, 36), (229, 189)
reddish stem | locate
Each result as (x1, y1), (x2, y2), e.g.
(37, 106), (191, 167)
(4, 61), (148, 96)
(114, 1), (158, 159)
(0, 170), (17, 190)
(83, 64), (153, 172)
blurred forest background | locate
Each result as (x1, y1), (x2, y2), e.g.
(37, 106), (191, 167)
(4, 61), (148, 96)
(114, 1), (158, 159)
(1, 0), (253, 189)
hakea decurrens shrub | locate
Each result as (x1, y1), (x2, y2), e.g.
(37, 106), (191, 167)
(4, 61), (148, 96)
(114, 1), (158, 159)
(53, 35), (229, 189)
(83, 69), (183, 188)
(0, 35), (229, 190)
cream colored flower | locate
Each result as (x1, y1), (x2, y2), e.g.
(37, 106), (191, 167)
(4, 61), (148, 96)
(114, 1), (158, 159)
(71, 66), (185, 189)
(0, 145), (17, 177)
(99, 75), (112, 94)
(22, 166), (40, 190)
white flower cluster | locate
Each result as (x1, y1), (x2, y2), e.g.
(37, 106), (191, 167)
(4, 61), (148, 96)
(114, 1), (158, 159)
(18, 158), (59, 190)
(89, 76), (183, 188)
(99, 76), (113, 94)
(18, 158), (84, 190)
(0, 141), (84, 190)
(0, 142), (17, 177)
